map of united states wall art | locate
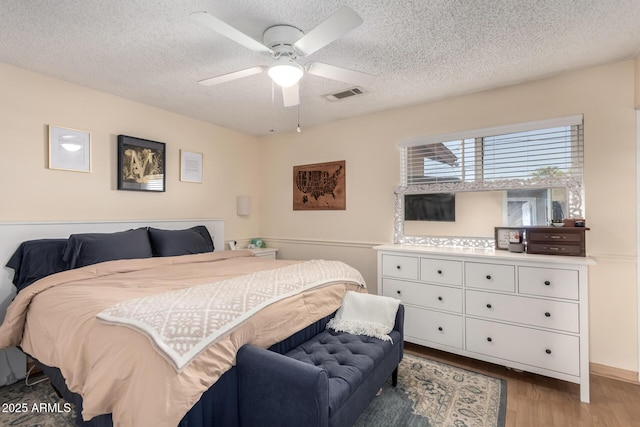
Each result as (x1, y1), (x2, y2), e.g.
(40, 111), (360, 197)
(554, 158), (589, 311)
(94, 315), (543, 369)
(293, 161), (346, 210)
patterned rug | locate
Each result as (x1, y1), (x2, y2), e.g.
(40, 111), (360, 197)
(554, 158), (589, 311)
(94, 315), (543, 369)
(0, 375), (75, 426)
(355, 353), (507, 427)
(0, 353), (506, 427)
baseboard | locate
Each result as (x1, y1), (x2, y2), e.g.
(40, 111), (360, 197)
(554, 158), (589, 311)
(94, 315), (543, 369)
(590, 362), (639, 384)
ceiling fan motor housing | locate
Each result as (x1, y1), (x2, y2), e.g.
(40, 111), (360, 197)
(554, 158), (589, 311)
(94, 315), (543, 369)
(262, 25), (304, 57)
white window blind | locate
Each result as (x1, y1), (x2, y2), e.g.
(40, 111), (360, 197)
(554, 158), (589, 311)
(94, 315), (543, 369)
(400, 116), (584, 186)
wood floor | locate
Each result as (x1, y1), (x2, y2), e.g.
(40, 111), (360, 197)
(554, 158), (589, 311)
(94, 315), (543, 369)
(405, 343), (640, 427)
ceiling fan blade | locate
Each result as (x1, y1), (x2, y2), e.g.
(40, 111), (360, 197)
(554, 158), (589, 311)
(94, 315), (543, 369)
(306, 62), (375, 86)
(198, 66), (266, 86)
(294, 6), (363, 56)
(282, 83), (300, 107)
(190, 11), (272, 53)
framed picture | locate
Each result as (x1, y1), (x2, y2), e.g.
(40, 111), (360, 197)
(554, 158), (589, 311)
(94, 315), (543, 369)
(117, 135), (166, 192)
(180, 150), (203, 183)
(494, 227), (525, 250)
(293, 160), (345, 210)
(48, 125), (91, 172)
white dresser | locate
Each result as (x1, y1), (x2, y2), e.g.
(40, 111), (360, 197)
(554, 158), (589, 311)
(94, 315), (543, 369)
(375, 244), (595, 402)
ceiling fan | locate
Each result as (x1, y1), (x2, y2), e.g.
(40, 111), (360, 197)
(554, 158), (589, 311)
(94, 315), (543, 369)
(190, 6), (375, 107)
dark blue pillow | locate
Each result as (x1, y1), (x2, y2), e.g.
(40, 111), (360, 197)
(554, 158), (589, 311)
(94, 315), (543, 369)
(148, 226), (214, 257)
(6, 239), (69, 292)
(63, 228), (153, 268)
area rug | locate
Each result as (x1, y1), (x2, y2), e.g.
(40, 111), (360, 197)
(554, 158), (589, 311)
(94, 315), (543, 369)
(0, 376), (75, 426)
(0, 353), (506, 427)
(355, 352), (507, 427)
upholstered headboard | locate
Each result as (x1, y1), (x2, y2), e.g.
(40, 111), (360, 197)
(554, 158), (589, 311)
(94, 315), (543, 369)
(0, 218), (224, 385)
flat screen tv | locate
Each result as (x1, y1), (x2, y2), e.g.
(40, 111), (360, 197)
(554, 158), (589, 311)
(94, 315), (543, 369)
(404, 193), (455, 222)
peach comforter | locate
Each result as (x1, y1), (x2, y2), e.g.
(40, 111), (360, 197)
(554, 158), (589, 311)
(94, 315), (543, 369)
(0, 251), (366, 426)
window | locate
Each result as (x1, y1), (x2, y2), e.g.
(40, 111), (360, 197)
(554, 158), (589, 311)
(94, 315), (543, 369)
(402, 120), (583, 187)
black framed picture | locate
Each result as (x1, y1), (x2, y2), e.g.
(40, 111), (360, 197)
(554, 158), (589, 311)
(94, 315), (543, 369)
(117, 135), (166, 192)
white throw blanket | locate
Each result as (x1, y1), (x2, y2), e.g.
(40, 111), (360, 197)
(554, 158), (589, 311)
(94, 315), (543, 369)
(326, 291), (400, 341)
(97, 260), (365, 371)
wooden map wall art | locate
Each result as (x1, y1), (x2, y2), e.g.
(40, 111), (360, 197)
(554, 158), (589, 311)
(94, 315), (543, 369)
(293, 161), (345, 210)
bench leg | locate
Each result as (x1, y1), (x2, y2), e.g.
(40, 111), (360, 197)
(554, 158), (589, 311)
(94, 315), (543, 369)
(392, 367), (398, 387)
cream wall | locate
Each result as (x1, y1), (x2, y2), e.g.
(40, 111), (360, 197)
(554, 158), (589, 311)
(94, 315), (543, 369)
(259, 60), (639, 372)
(635, 55), (640, 109)
(0, 62), (261, 242)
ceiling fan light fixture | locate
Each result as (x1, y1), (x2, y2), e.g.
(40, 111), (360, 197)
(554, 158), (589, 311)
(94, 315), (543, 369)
(268, 62), (303, 88)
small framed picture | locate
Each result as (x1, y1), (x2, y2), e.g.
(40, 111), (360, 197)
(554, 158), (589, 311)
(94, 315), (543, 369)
(508, 230), (523, 243)
(494, 227), (524, 250)
(48, 125), (91, 172)
(117, 135), (166, 192)
(180, 150), (203, 183)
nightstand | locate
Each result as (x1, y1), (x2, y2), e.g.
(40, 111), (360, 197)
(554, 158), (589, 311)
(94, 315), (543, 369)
(248, 248), (278, 259)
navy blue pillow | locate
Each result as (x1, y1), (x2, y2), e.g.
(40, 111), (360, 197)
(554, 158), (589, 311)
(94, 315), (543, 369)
(63, 228), (153, 268)
(6, 239), (69, 292)
(148, 226), (214, 257)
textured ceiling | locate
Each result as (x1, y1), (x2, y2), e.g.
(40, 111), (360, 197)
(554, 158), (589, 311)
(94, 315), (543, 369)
(1, 1), (640, 136)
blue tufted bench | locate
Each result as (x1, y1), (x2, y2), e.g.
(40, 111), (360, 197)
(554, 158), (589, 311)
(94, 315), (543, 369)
(237, 305), (404, 427)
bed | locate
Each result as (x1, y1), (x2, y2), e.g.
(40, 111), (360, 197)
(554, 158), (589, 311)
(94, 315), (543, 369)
(0, 220), (367, 426)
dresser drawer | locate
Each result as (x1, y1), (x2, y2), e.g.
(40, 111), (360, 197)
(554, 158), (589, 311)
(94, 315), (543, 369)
(465, 290), (579, 333)
(527, 243), (583, 256)
(466, 318), (579, 376)
(405, 306), (463, 349)
(420, 258), (463, 286)
(518, 267), (579, 300)
(382, 278), (462, 313)
(528, 229), (583, 243)
(381, 254), (419, 280)
(465, 262), (515, 292)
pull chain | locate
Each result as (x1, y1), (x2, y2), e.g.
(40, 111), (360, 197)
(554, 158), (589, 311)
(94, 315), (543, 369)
(269, 81), (276, 133)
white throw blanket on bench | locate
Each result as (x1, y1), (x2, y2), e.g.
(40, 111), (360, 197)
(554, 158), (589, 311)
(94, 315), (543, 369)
(97, 260), (365, 371)
(326, 291), (400, 342)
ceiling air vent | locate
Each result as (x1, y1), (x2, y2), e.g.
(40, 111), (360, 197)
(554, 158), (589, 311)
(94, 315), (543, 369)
(324, 87), (365, 102)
